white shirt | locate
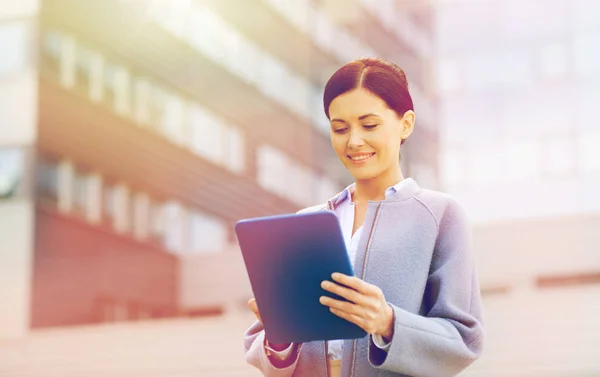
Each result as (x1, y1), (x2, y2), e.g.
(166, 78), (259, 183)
(270, 179), (415, 361)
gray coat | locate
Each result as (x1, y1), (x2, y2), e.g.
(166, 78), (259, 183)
(244, 179), (484, 376)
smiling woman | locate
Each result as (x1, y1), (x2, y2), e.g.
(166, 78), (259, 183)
(243, 58), (484, 377)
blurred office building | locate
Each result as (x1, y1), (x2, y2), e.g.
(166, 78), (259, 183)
(0, 0), (437, 338)
(434, 1), (600, 375)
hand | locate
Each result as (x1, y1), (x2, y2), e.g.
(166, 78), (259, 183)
(248, 298), (292, 351)
(319, 273), (394, 340)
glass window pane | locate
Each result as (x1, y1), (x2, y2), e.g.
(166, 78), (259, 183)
(579, 131), (600, 172)
(163, 201), (187, 253)
(190, 212), (226, 253)
(223, 126), (245, 173)
(574, 32), (600, 79)
(188, 105), (223, 164)
(0, 148), (24, 199)
(440, 149), (465, 188)
(0, 21), (28, 76)
(540, 134), (576, 177)
(36, 155), (59, 200)
(132, 193), (150, 240)
(160, 93), (186, 145)
(538, 42), (567, 79)
(507, 141), (538, 182)
(133, 78), (151, 125)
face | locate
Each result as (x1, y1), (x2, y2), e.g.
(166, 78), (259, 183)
(328, 88), (414, 181)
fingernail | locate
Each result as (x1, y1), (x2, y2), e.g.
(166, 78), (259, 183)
(321, 281), (330, 288)
(332, 273), (341, 279)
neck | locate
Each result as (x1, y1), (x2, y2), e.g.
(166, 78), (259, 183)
(353, 166), (404, 203)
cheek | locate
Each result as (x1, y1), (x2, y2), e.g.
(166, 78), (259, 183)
(331, 136), (346, 154)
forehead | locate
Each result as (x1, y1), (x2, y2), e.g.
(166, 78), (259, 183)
(328, 88), (391, 119)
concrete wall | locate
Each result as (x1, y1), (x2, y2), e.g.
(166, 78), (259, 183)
(473, 214), (600, 289)
(0, 200), (34, 338)
(178, 245), (252, 314)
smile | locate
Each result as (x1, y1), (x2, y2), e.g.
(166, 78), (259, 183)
(347, 152), (375, 164)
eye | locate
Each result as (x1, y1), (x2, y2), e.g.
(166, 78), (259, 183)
(333, 128), (348, 134)
(363, 124), (378, 130)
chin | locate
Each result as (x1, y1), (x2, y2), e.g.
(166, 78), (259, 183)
(348, 168), (380, 181)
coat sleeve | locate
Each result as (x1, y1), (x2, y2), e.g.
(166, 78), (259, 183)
(244, 320), (303, 376)
(368, 198), (485, 377)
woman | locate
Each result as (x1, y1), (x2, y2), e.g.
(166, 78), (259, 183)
(243, 58), (484, 377)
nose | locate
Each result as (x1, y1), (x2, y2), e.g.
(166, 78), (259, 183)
(347, 129), (365, 149)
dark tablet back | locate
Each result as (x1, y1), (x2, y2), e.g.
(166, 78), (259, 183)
(235, 211), (367, 344)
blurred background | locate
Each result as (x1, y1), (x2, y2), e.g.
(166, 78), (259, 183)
(0, 0), (599, 376)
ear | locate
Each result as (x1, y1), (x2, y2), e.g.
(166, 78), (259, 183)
(399, 110), (415, 142)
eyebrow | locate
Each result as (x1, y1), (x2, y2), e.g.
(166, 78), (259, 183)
(330, 113), (381, 123)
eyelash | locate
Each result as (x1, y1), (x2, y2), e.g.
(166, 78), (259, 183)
(333, 124), (378, 134)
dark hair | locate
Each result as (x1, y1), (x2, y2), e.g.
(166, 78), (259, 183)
(323, 58), (414, 145)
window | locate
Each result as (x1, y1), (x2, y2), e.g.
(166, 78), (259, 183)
(72, 169), (89, 216)
(229, 37), (261, 84)
(411, 164), (437, 190)
(440, 149), (466, 188)
(437, 58), (460, 93)
(87, 174), (102, 224)
(133, 78), (151, 125)
(114, 67), (131, 116)
(160, 92), (186, 146)
(75, 46), (105, 102)
(0, 21), (28, 76)
(42, 30), (62, 75)
(258, 55), (285, 100)
(313, 10), (334, 52)
(104, 183), (130, 233)
(220, 22), (242, 71)
(573, 32), (600, 79)
(292, 164), (312, 207)
(195, 7), (226, 61)
(464, 49), (532, 91)
(132, 192), (150, 241)
(59, 35), (76, 88)
(538, 42), (568, 80)
(188, 105), (224, 164)
(162, 201), (188, 253)
(573, 0), (600, 33)
(579, 86), (600, 132)
(189, 211), (227, 253)
(257, 145), (288, 195)
(149, 200), (166, 242)
(579, 131), (600, 173)
(223, 126), (245, 173)
(148, 85), (167, 132)
(56, 161), (74, 213)
(36, 156), (59, 201)
(539, 133), (577, 178)
(153, 0), (192, 38)
(469, 145), (505, 185)
(507, 141), (538, 182)
(0, 148), (24, 200)
(316, 177), (338, 203)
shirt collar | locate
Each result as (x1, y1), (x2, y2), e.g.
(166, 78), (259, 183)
(332, 178), (415, 207)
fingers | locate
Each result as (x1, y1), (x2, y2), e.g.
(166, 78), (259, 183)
(320, 280), (368, 307)
(331, 273), (381, 296)
(328, 307), (366, 330)
(248, 298), (262, 324)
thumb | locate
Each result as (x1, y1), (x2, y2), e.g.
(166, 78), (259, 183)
(248, 298), (262, 323)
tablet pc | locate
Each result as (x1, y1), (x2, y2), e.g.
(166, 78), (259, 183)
(235, 211), (367, 344)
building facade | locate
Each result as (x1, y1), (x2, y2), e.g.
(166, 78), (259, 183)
(434, 0), (600, 374)
(0, 0), (437, 337)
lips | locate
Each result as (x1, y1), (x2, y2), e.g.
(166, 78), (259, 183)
(347, 152), (375, 163)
